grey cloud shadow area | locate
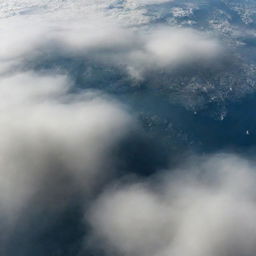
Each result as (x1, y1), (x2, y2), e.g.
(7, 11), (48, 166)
(2, 203), (85, 256)
(0, 126), (171, 256)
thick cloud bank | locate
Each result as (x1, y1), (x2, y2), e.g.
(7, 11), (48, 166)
(0, 71), (133, 226)
(89, 154), (256, 256)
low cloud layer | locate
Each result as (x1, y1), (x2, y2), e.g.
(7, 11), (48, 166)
(89, 154), (256, 256)
(0, 71), (134, 227)
(0, 2), (222, 79)
(1, 1), (255, 255)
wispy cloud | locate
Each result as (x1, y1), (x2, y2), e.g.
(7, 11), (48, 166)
(0, 1), (222, 79)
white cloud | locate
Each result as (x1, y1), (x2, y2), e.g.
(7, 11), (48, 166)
(88, 154), (256, 256)
(0, 71), (134, 223)
(125, 0), (173, 8)
(145, 28), (221, 65)
(0, 1), (222, 79)
(124, 27), (222, 78)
